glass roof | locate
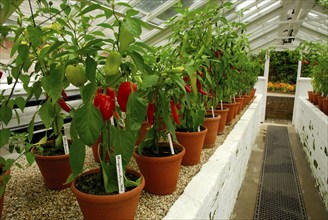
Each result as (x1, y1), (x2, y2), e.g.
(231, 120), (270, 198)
(0, 0), (327, 53)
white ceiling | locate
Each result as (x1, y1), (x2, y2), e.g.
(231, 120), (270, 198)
(3, 0), (328, 53)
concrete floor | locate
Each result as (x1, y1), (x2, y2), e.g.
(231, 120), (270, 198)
(231, 120), (328, 220)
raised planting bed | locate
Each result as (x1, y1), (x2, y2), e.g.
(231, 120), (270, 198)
(294, 96), (328, 211)
(265, 92), (294, 120)
(2, 95), (263, 219)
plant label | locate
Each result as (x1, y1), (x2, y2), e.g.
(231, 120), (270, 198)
(167, 133), (175, 155)
(220, 100), (223, 110)
(110, 116), (114, 126)
(198, 126), (200, 132)
(116, 154), (125, 194)
(211, 106), (215, 117)
(62, 136), (69, 154)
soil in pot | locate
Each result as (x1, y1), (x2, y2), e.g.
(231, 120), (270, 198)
(71, 168), (144, 220)
(176, 126), (207, 165)
(203, 113), (221, 148)
(133, 143), (185, 195)
(33, 141), (71, 190)
(214, 107), (229, 135)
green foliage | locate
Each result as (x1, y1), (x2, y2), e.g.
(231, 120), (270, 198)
(268, 50), (299, 84)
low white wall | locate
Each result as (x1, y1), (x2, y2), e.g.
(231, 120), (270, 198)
(164, 94), (263, 219)
(254, 76), (267, 123)
(294, 97), (328, 211)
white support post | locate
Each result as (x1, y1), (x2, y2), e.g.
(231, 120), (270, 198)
(261, 54), (270, 122)
(292, 60), (302, 125)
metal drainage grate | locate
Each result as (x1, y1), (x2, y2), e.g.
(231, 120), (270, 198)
(254, 126), (307, 220)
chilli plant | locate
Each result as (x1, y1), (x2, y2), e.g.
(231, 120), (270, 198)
(66, 0), (153, 194)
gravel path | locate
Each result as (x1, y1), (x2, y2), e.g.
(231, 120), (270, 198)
(2, 105), (248, 220)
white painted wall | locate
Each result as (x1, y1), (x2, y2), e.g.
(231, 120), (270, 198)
(294, 97), (328, 211)
(164, 94), (263, 220)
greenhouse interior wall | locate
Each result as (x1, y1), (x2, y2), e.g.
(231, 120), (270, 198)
(165, 95), (263, 219)
(293, 70), (328, 210)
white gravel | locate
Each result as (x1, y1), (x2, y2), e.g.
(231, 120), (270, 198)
(2, 104), (249, 220)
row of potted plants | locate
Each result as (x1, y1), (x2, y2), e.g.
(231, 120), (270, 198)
(297, 41), (328, 115)
(0, 0), (260, 218)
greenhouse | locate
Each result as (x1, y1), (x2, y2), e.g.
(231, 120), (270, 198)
(0, 0), (327, 219)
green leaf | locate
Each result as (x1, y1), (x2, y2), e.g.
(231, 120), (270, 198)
(81, 83), (97, 104)
(103, 8), (113, 19)
(27, 114), (35, 143)
(97, 23), (113, 29)
(41, 67), (63, 101)
(15, 97), (26, 112)
(91, 31), (106, 37)
(128, 51), (151, 74)
(17, 44), (29, 61)
(74, 104), (103, 145)
(39, 101), (56, 129)
(25, 151), (35, 165)
(86, 56), (97, 83)
(77, 4), (102, 17)
(27, 26), (43, 49)
(46, 41), (64, 55)
(126, 92), (147, 131)
(32, 81), (42, 100)
(126, 9), (139, 17)
(140, 75), (158, 89)
(0, 105), (12, 125)
(69, 139), (86, 177)
(0, 129), (10, 147)
(125, 17), (142, 37)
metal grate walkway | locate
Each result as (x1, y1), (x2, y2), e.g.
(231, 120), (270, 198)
(254, 125), (307, 220)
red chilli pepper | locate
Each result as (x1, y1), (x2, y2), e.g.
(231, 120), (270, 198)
(61, 89), (68, 100)
(94, 93), (114, 121)
(170, 99), (180, 125)
(106, 87), (116, 108)
(176, 102), (181, 110)
(196, 70), (204, 77)
(183, 76), (189, 82)
(197, 79), (207, 95)
(146, 103), (155, 124)
(117, 82), (137, 112)
(0, 71), (3, 79)
(58, 98), (71, 113)
(184, 84), (192, 93)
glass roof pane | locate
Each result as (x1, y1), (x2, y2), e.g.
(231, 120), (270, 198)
(135, 0), (170, 13)
(157, 0), (200, 21)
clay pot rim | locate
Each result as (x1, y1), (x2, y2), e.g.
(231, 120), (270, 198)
(215, 107), (229, 111)
(71, 168), (145, 202)
(175, 125), (207, 134)
(204, 113), (221, 120)
(32, 140), (71, 159)
(133, 143), (186, 163)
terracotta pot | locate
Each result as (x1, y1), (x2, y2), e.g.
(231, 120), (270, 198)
(71, 168), (144, 220)
(223, 102), (238, 125)
(203, 113), (221, 148)
(242, 94), (249, 107)
(214, 107), (229, 135)
(308, 91), (313, 103)
(92, 136), (109, 163)
(235, 97), (245, 111)
(312, 93), (319, 105)
(133, 143), (185, 195)
(176, 126), (207, 165)
(317, 95), (324, 110)
(234, 101), (241, 116)
(250, 88), (256, 99)
(136, 121), (151, 146)
(322, 97), (328, 115)
(33, 143), (71, 190)
(0, 169), (10, 219)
